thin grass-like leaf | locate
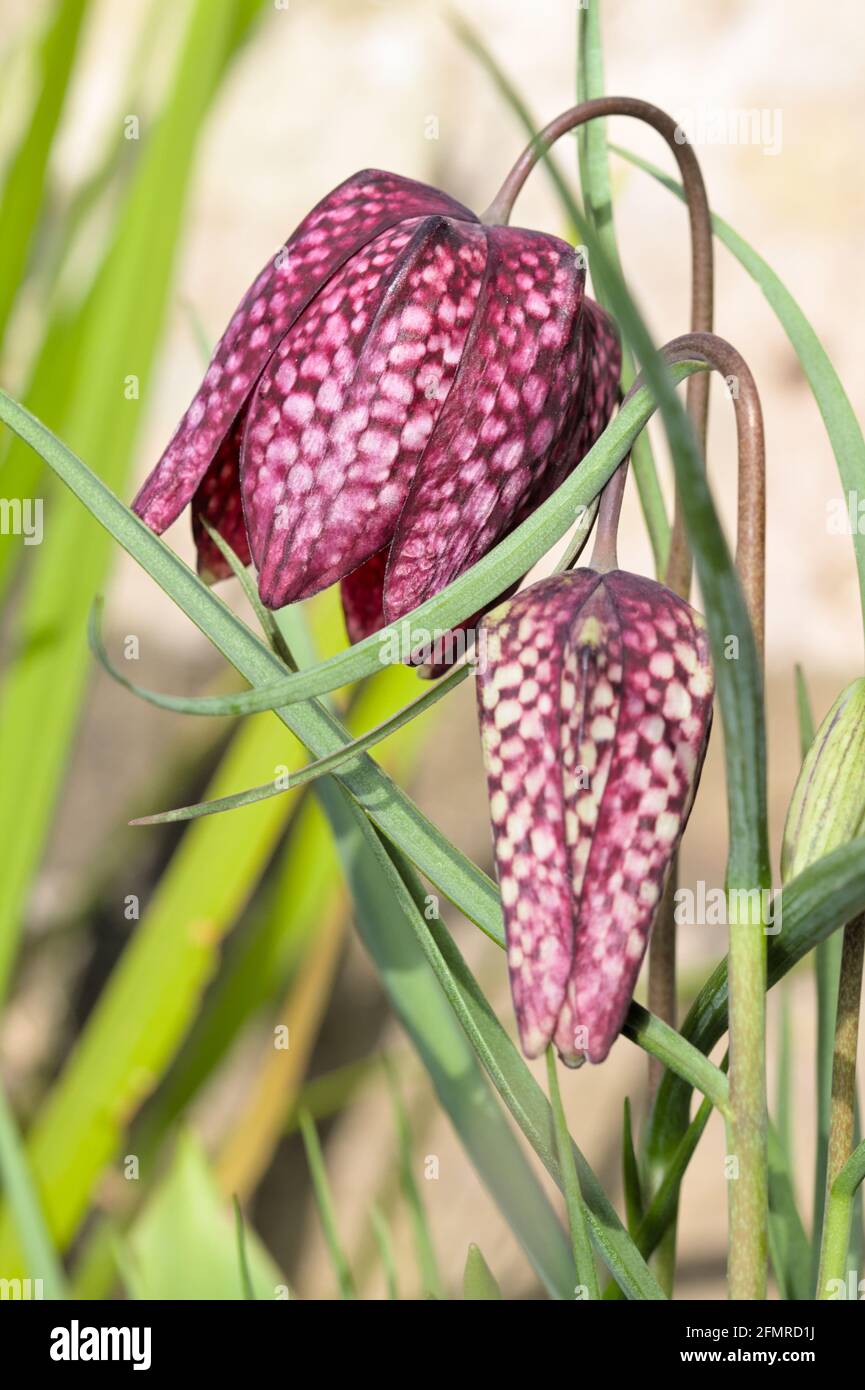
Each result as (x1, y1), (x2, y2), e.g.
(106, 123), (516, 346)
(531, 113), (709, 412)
(123, 657), (469, 826)
(622, 1098), (644, 1236)
(0, 0), (89, 348)
(370, 1204), (399, 1301)
(298, 1110), (357, 1300)
(384, 1061), (444, 1301)
(0, 1084), (68, 1298)
(232, 1198), (256, 1301)
(0, 0), (261, 1000)
(321, 783), (579, 1300)
(575, 0), (669, 571)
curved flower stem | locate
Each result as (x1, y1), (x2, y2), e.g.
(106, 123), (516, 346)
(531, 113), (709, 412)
(545, 1047), (600, 1299)
(817, 915), (865, 1295)
(485, 100), (713, 1116)
(625, 333), (767, 1297)
(482, 95), (713, 491)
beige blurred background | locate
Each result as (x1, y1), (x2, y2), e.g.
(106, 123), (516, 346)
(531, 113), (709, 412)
(5, 0), (865, 1297)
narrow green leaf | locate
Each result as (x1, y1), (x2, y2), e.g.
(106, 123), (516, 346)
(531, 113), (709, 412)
(0, 1084), (68, 1299)
(463, 1243), (502, 1300)
(546, 1047), (600, 1299)
(575, 0), (669, 571)
(122, 656), (469, 826)
(622, 1098), (644, 1236)
(604, 1089), (716, 1298)
(322, 783), (579, 1301)
(0, 0), (257, 1000)
(384, 1062), (444, 1300)
(298, 1110), (357, 1300)
(767, 1120), (811, 1301)
(381, 840), (665, 1299)
(0, 0), (89, 347)
(622, 1003), (729, 1116)
(794, 664), (816, 756)
(232, 1197), (256, 1301)
(370, 1204), (399, 1301)
(792, 663), (835, 1286)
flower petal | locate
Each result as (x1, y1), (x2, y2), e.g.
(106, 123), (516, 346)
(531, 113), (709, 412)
(340, 548), (388, 644)
(133, 170), (476, 534)
(565, 571), (714, 1062)
(513, 297), (621, 522)
(476, 571), (602, 1058)
(242, 215), (488, 608)
(383, 226), (588, 622)
(190, 414), (250, 581)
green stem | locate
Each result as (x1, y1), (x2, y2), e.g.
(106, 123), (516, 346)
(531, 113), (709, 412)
(726, 890), (768, 1299)
(545, 1048), (600, 1300)
(817, 916), (865, 1296)
(817, 1138), (865, 1299)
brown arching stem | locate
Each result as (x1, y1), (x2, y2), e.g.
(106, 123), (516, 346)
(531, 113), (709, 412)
(613, 333), (766, 1298)
(482, 95), (714, 491)
(485, 98), (714, 1092)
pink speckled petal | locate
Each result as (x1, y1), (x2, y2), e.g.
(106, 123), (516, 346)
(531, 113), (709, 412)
(133, 170), (477, 534)
(190, 415), (251, 581)
(243, 215), (488, 609)
(477, 569), (714, 1067)
(340, 548), (388, 644)
(566, 571), (714, 1063)
(383, 226), (587, 623)
(476, 571), (602, 1058)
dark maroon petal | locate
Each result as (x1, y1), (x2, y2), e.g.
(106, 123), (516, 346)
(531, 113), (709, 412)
(340, 548), (387, 644)
(242, 215), (488, 609)
(133, 170), (477, 535)
(190, 415), (250, 581)
(565, 571), (713, 1062)
(514, 297), (621, 521)
(382, 226), (586, 622)
(476, 571), (603, 1059)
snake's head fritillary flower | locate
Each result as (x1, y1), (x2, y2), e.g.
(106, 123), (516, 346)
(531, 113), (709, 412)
(476, 568), (714, 1065)
(132, 169), (620, 627)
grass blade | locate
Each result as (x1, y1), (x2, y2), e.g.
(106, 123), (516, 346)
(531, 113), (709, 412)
(575, 0), (669, 571)
(385, 1062), (444, 1300)
(298, 1110), (357, 1300)
(0, 1084), (68, 1298)
(0, 0), (89, 348)
(463, 1243), (502, 1300)
(0, 0), (260, 1000)
(232, 1198), (256, 1300)
(370, 1204), (399, 1300)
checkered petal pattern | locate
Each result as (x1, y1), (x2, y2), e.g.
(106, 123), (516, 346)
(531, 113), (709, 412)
(476, 569), (714, 1064)
(131, 168), (620, 627)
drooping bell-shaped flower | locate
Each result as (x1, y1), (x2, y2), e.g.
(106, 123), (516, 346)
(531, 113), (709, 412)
(476, 568), (714, 1064)
(133, 169), (620, 628)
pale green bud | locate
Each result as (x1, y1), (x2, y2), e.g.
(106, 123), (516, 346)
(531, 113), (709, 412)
(782, 678), (865, 881)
